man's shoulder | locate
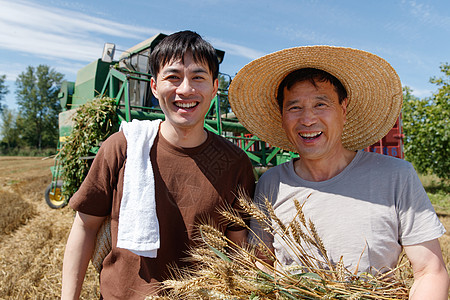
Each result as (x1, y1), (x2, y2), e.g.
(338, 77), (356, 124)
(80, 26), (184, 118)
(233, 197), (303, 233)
(356, 150), (414, 174)
(97, 131), (127, 158)
(102, 130), (126, 146)
(258, 160), (291, 183)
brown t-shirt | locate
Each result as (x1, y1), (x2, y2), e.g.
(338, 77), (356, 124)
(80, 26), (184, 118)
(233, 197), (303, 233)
(70, 129), (255, 299)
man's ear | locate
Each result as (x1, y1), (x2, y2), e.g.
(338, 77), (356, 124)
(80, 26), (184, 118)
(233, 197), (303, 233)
(212, 78), (219, 98)
(150, 77), (158, 99)
(341, 97), (348, 123)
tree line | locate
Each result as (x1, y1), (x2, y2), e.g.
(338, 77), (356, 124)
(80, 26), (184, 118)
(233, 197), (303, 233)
(402, 63), (449, 180)
(0, 64), (448, 179)
(0, 65), (63, 152)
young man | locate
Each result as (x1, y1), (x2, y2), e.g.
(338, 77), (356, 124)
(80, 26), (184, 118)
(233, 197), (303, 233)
(228, 46), (449, 299)
(61, 31), (255, 299)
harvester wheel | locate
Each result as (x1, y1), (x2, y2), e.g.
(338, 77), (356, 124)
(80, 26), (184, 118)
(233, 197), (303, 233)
(45, 181), (67, 209)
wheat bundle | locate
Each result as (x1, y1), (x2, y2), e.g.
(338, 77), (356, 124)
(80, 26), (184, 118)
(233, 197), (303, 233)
(147, 193), (410, 299)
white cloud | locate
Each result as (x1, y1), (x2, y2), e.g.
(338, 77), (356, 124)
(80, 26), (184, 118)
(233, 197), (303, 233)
(409, 86), (433, 99)
(0, 63), (28, 81)
(0, 20), (102, 62)
(274, 26), (340, 46)
(1, 1), (137, 38)
(0, 0), (262, 65)
(208, 39), (266, 60)
(403, 0), (450, 30)
(0, 0), (161, 62)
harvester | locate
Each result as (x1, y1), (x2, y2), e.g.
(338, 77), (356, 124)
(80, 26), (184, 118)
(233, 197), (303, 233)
(45, 33), (404, 209)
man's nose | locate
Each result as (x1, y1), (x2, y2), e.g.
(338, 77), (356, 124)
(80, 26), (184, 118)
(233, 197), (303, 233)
(176, 78), (195, 95)
(299, 108), (317, 126)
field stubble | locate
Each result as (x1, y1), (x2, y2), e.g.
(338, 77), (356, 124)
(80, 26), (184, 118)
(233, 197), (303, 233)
(0, 157), (99, 299)
(0, 157), (448, 299)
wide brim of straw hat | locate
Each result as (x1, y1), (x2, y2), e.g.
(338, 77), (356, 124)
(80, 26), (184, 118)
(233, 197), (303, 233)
(228, 46), (403, 152)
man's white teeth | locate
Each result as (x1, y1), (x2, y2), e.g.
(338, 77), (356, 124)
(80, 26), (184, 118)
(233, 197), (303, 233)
(175, 102), (197, 108)
(300, 132), (322, 138)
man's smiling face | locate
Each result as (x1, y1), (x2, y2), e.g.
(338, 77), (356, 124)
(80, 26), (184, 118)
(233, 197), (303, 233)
(281, 79), (348, 161)
(151, 52), (218, 133)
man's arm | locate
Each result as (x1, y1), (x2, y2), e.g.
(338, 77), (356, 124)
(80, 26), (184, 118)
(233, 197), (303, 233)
(403, 239), (449, 300)
(61, 212), (105, 300)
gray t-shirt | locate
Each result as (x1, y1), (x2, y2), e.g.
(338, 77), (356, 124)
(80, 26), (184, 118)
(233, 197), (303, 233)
(251, 151), (445, 274)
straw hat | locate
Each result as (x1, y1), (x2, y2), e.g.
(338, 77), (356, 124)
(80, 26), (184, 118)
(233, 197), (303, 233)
(228, 46), (403, 152)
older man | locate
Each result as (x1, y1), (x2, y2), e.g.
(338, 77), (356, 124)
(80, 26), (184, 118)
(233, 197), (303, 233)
(229, 46), (449, 299)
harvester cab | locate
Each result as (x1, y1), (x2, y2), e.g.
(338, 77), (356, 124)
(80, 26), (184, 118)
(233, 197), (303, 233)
(114, 33), (165, 109)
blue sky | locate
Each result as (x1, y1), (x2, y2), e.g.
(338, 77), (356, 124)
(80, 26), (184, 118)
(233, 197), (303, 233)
(1, 0), (449, 110)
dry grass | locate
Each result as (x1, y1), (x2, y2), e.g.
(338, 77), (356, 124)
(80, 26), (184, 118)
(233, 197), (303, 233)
(0, 190), (36, 236)
(0, 157), (99, 299)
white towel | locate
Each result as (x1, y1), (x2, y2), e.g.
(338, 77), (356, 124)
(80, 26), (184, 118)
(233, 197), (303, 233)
(117, 119), (162, 258)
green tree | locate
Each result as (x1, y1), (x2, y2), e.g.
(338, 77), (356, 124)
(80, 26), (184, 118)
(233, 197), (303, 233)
(0, 108), (24, 149)
(15, 65), (64, 148)
(0, 74), (9, 112)
(402, 63), (449, 179)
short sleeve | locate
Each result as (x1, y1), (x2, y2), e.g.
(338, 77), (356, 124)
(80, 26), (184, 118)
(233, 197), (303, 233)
(397, 164), (446, 245)
(69, 131), (127, 216)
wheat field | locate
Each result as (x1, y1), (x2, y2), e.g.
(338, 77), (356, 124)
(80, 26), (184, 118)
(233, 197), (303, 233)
(0, 156), (448, 299)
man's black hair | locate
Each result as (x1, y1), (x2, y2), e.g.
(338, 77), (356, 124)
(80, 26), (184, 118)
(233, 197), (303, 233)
(276, 68), (348, 112)
(149, 30), (219, 81)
